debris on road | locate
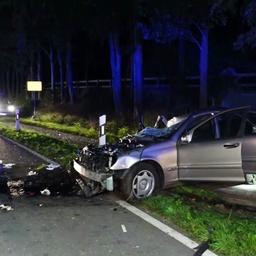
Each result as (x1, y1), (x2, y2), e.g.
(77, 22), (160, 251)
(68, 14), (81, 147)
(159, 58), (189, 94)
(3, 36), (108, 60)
(46, 163), (60, 171)
(24, 167), (79, 196)
(27, 170), (37, 176)
(0, 204), (14, 211)
(40, 188), (51, 196)
(7, 180), (24, 197)
(0, 164), (92, 199)
(3, 163), (15, 169)
(0, 160), (15, 170)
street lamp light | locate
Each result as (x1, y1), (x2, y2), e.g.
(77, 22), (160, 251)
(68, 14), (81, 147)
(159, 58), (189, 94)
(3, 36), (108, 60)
(26, 81), (42, 117)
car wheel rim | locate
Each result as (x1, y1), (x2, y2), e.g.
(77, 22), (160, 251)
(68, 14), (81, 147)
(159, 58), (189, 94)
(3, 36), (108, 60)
(132, 170), (155, 198)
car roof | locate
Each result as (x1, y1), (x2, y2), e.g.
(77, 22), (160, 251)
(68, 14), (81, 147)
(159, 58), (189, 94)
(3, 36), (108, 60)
(190, 106), (250, 118)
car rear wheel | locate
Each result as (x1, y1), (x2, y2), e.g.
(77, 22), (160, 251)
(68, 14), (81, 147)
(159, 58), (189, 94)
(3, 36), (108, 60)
(121, 163), (159, 201)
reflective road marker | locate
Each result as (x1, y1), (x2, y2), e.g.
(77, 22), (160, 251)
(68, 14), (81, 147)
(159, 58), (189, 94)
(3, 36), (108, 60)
(99, 115), (106, 146)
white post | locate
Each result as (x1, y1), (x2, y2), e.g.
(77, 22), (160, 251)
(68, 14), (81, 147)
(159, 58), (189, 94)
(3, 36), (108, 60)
(15, 108), (20, 131)
(99, 115), (106, 146)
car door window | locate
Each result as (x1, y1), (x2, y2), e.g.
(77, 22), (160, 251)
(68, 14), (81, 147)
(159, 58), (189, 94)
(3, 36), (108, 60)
(191, 120), (215, 142)
(216, 112), (243, 139)
(186, 114), (212, 131)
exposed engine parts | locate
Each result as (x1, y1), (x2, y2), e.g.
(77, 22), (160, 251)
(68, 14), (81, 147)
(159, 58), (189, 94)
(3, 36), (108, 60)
(77, 135), (145, 174)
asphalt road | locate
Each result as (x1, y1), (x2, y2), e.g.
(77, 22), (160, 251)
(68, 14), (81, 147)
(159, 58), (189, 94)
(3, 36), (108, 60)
(0, 136), (45, 167)
(0, 135), (46, 178)
(0, 136), (194, 256)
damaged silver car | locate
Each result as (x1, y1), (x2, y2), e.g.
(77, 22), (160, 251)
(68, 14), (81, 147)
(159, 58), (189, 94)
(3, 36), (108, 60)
(73, 106), (256, 200)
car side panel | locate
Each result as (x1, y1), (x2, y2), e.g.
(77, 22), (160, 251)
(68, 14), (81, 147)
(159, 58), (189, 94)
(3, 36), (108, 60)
(178, 138), (245, 182)
(141, 140), (178, 188)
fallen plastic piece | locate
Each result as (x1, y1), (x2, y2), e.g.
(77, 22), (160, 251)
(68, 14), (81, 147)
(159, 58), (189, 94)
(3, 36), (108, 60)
(3, 163), (15, 169)
(0, 204), (14, 211)
(40, 188), (51, 196)
(46, 163), (60, 171)
(27, 170), (37, 176)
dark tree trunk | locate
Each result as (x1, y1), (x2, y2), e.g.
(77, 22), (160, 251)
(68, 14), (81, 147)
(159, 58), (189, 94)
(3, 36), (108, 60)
(178, 37), (185, 90)
(6, 69), (11, 97)
(30, 53), (34, 80)
(131, 32), (143, 119)
(36, 50), (41, 101)
(15, 70), (20, 98)
(66, 41), (75, 104)
(199, 27), (208, 108)
(109, 32), (122, 116)
(57, 48), (64, 104)
(0, 70), (4, 95)
(50, 45), (55, 103)
(37, 50), (41, 81)
(11, 68), (15, 96)
(84, 48), (89, 81)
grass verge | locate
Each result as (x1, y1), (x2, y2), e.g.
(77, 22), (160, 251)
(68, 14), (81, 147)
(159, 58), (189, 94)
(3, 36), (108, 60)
(21, 118), (98, 139)
(140, 187), (256, 256)
(21, 118), (131, 143)
(0, 123), (76, 167)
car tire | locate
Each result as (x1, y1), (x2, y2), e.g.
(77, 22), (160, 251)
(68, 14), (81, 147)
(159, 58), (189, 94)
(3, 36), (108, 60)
(120, 163), (159, 201)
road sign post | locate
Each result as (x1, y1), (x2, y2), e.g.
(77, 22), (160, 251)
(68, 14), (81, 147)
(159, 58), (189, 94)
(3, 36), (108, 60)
(26, 81), (42, 117)
(99, 115), (106, 146)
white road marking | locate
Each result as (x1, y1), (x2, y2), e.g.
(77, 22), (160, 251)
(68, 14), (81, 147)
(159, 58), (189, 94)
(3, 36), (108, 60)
(116, 200), (218, 256)
(121, 224), (127, 233)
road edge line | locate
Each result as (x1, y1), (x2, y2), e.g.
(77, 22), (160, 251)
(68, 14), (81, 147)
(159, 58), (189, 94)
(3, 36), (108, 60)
(116, 200), (218, 256)
(0, 134), (59, 165)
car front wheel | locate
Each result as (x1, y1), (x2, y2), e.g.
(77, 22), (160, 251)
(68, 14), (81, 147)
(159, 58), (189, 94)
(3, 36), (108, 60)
(121, 163), (159, 201)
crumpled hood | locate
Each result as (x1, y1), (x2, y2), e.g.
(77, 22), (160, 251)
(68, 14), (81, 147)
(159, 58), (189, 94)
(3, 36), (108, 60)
(136, 127), (169, 139)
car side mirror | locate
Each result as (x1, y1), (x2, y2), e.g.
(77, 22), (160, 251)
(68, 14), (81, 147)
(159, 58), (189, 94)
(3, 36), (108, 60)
(180, 132), (192, 144)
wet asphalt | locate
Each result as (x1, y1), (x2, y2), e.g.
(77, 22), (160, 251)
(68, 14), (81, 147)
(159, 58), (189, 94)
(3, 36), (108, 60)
(0, 135), (46, 178)
(0, 136), (194, 256)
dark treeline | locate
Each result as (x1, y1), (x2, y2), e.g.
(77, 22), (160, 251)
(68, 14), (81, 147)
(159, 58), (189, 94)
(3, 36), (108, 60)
(0, 0), (255, 117)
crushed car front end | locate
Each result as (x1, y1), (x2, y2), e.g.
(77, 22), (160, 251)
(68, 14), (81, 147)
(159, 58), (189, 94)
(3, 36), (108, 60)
(73, 136), (144, 195)
(72, 116), (188, 198)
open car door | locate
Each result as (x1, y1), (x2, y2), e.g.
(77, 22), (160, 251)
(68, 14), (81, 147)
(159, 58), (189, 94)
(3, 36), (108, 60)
(177, 108), (247, 182)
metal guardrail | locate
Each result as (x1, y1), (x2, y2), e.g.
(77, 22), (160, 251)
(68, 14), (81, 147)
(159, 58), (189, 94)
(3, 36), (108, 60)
(45, 72), (256, 90)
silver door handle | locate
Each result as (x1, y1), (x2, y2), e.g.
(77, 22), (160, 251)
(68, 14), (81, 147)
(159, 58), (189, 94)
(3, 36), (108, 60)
(223, 143), (240, 149)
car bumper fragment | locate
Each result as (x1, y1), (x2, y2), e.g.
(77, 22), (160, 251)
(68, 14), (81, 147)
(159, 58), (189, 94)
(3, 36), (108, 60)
(73, 160), (113, 189)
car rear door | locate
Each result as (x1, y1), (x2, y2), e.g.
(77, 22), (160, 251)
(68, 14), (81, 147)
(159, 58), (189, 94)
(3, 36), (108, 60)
(177, 109), (246, 182)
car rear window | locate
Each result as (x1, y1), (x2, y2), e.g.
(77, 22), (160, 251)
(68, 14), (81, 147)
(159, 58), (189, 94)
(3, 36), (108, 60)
(245, 112), (256, 136)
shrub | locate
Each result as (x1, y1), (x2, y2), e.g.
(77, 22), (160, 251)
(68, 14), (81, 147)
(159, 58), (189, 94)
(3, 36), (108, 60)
(63, 114), (79, 125)
(117, 127), (129, 138)
(37, 113), (63, 123)
(106, 121), (119, 134)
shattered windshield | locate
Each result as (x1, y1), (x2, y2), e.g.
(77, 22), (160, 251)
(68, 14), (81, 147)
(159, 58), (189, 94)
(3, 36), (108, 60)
(136, 117), (186, 139)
